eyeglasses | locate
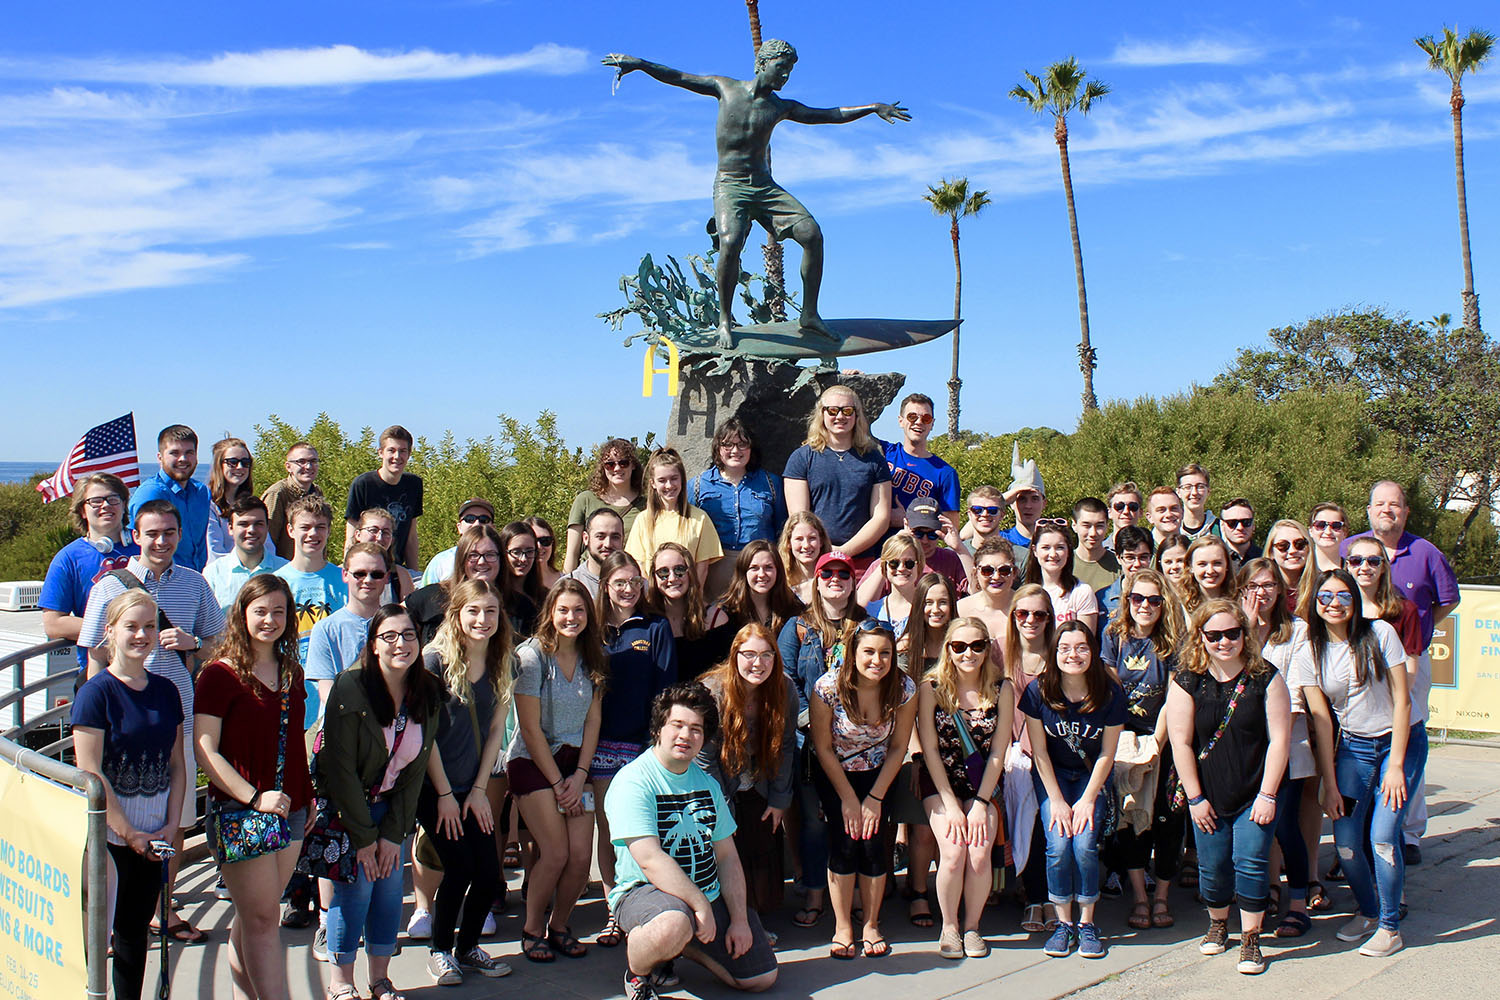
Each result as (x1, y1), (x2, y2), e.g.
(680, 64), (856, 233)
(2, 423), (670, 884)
(1178, 483), (1208, 494)
(1014, 608), (1051, 622)
(947, 638), (990, 655)
(359, 525), (392, 539)
(1112, 501), (1141, 513)
(655, 565), (689, 580)
(1316, 590), (1355, 608)
(288, 458), (318, 467)
(534, 535), (554, 547)
(603, 459), (632, 471)
(467, 550), (499, 563)
(737, 649), (776, 663)
(1243, 581), (1279, 594)
(1127, 593), (1165, 608)
(375, 629), (418, 644)
(969, 505), (1001, 517)
(719, 440), (749, 452)
(1201, 626), (1244, 643)
(903, 412), (933, 426)
(886, 558), (918, 571)
(1222, 518), (1253, 530)
(822, 405), (857, 418)
(609, 576), (645, 591)
(1271, 538), (1309, 553)
(460, 514), (493, 525)
(1311, 519), (1346, 532)
(977, 563), (1015, 579)
(1346, 554), (1385, 569)
(911, 528), (939, 540)
(82, 495), (124, 510)
(507, 547), (537, 560)
(222, 457), (251, 468)
(350, 569), (388, 581)
(818, 567), (852, 580)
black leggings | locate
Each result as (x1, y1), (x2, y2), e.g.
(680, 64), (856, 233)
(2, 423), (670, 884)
(1022, 821), (1048, 905)
(418, 792), (502, 953)
(108, 842), (162, 1000)
(813, 767), (889, 879)
(1107, 759), (1186, 881)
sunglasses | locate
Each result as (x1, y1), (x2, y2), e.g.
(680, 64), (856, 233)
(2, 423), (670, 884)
(818, 567), (853, 581)
(856, 619), (895, 635)
(1316, 590), (1355, 608)
(1014, 608), (1051, 622)
(654, 565), (690, 580)
(903, 412), (934, 426)
(1222, 518), (1253, 530)
(1272, 538), (1309, 553)
(608, 576), (645, 590)
(823, 405), (857, 418)
(1201, 626), (1244, 643)
(460, 513), (493, 525)
(350, 569), (388, 581)
(1127, 592), (1165, 608)
(947, 638), (990, 655)
(912, 528), (940, 540)
(534, 536), (554, 547)
(1112, 501), (1141, 513)
(977, 563), (1015, 579)
(1311, 519), (1346, 532)
(1345, 554), (1385, 569)
(602, 459), (633, 471)
(222, 457), (251, 468)
(886, 558), (918, 571)
(969, 505), (1002, 517)
(1035, 518), (1068, 528)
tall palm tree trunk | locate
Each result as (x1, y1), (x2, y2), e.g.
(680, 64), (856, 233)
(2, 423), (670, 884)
(1055, 118), (1099, 412)
(947, 217), (962, 437)
(1451, 82), (1482, 333)
(744, 1), (787, 322)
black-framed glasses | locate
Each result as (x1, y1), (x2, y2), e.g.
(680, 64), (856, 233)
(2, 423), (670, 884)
(466, 550), (499, 563)
(222, 457), (251, 468)
(82, 495), (124, 510)
(1222, 518), (1253, 530)
(1272, 538), (1309, 553)
(1311, 519), (1346, 532)
(375, 629), (418, 644)
(719, 439), (750, 452)
(886, 558), (918, 571)
(1243, 581), (1278, 594)
(1346, 554), (1385, 569)
(977, 564), (1015, 579)
(1178, 483), (1208, 495)
(507, 547), (537, 560)
(655, 565), (689, 580)
(1316, 590), (1355, 608)
(947, 638), (990, 655)
(350, 569), (388, 581)
(1127, 593), (1165, 608)
(460, 513), (493, 525)
(818, 567), (852, 581)
(969, 505), (1001, 517)
(1201, 626), (1244, 643)
(1112, 501), (1141, 513)
(822, 405), (857, 418)
(360, 525), (392, 539)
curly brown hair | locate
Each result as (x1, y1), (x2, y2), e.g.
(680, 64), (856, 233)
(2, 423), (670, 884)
(586, 438), (643, 497)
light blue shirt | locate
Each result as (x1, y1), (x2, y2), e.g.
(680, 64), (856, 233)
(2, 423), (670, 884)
(130, 470), (213, 571)
(202, 548), (289, 614)
(304, 607), (374, 725)
(420, 546), (457, 587)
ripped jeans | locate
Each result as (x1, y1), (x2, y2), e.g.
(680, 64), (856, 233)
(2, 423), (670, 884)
(1333, 727), (1426, 931)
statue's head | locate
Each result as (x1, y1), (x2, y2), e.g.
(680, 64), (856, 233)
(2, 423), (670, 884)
(754, 39), (797, 89)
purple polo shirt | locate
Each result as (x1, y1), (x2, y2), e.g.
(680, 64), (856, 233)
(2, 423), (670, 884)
(1342, 530), (1459, 649)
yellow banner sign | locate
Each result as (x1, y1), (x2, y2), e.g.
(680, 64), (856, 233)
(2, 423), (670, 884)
(1427, 584), (1500, 734)
(0, 763), (87, 1000)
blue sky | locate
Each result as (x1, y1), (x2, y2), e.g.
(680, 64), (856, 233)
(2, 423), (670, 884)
(4, 1), (1496, 461)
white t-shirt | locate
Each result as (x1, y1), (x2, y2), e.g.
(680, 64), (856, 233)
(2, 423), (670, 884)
(1262, 619), (1316, 779)
(1289, 619), (1407, 738)
(1047, 579), (1099, 625)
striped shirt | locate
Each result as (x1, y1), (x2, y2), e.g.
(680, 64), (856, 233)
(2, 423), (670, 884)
(78, 557), (226, 742)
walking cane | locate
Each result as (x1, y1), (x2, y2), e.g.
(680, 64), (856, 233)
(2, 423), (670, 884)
(149, 841), (177, 1000)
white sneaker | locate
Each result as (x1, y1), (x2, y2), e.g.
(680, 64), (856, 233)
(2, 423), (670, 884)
(311, 925), (329, 963)
(407, 909), (433, 940)
(1358, 928), (1404, 957)
(482, 911), (497, 936)
(1336, 915), (1379, 942)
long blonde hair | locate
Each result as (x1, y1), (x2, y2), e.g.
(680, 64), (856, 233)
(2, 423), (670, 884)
(926, 617), (1004, 713)
(1004, 583), (1056, 690)
(779, 511), (829, 588)
(427, 579), (514, 709)
(803, 385), (877, 455)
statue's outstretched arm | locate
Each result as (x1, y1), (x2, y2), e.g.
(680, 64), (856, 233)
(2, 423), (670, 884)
(603, 54), (723, 98)
(783, 99), (911, 125)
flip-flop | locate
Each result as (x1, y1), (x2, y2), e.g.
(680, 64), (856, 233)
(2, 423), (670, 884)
(830, 939), (857, 960)
(793, 906), (824, 927)
(151, 920), (208, 944)
(862, 937), (890, 958)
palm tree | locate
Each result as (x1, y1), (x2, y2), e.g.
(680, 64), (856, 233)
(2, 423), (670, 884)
(744, 0), (787, 322)
(1416, 27), (1495, 335)
(923, 178), (992, 437)
(1010, 58), (1110, 412)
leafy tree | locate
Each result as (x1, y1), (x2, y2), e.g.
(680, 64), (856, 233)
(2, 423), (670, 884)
(923, 177), (992, 438)
(1214, 307), (1500, 551)
(1415, 26), (1495, 334)
(0, 476), (71, 582)
(1011, 58), (1109, 413)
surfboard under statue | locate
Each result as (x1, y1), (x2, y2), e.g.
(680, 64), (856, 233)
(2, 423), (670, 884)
(669, 318), (960, 360)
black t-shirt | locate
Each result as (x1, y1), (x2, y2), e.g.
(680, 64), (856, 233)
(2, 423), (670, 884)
(345, 471), (424, 564)
(1172, 667), (1273, 817)
(406, 584), (448, 648)
(423, 649), (497, 795)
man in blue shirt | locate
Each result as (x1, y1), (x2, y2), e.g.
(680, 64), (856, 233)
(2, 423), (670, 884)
(128, 423), (212, 571)
(202, 495), (288, 613)
(40, 472), (139, 670)
(882, 392), (960, 527)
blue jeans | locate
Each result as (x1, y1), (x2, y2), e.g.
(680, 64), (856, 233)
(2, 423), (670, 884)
(327, 801), (407, 965)
(1334, 727), (1425, 931)
(796, 744), (828, 891)
(1195, 804), (1274, 913)
(1034, 771), (1108, 905)
(1273, 777), (1309, 898)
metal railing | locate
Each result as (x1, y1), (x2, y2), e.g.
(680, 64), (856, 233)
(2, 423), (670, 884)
(0, 638), (107, 999)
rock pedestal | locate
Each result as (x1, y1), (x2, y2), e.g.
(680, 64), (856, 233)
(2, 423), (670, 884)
(665, 354), (905, 473)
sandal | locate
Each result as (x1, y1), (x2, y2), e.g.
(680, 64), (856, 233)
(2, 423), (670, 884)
(862, 936), (890, 958)
(1128, 901), (1152, 930)
(1274, 911), (1312, 938)
(793, 905), (824, 927)
(1021, 904), (1046, 933)
(1307, 881), (1331, 912)
(326, 986), (359, 1000)
(369, 978), (408, 1000)
(521, 931), (555, 963)
(1043, 903), (1060, 930)
(904, 887), (935, 928)
(547, 924), (588, 958)
(830, 938), (858, 960)
(150, 919), (208, 944)
(1151, 900), (1175, 928)
(938, 928), (963, 960)
(596, 912), (625, 948)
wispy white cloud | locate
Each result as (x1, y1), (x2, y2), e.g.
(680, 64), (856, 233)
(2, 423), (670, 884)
(334, 241), (392, 251)
(1, 42), (588, 88)
(1109, 37), (1264, 67)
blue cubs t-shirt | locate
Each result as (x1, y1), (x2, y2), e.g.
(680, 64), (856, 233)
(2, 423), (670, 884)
(882, 440), (960, 514)
(40, 536), (139, 668)
(1018, 677), (1127, 778)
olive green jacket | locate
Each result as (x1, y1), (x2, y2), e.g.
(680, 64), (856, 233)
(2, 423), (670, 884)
(314, 668), (439, 850)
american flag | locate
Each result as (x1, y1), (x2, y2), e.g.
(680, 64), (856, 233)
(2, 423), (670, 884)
(36, 413), (141, 502)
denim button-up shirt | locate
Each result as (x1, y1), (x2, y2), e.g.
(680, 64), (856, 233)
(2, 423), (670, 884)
(689, 466), (787, 551)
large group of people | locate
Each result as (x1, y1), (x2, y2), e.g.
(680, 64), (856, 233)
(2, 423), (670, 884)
(41, 391), (1461, 1000)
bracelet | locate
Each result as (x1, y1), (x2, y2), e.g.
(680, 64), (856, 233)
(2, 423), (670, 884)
(1187, 794), (1206, 807)
(440, 790), (456, 800)
(244, 787), (261, 808)
(575, 767), (588, 777)
(1256, 791), (1277, 803)
(867, 792), (884, 802)
(552, 778), (566, 788)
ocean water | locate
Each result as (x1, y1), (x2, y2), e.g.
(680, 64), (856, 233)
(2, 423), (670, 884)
(1, 462), (209, 486)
